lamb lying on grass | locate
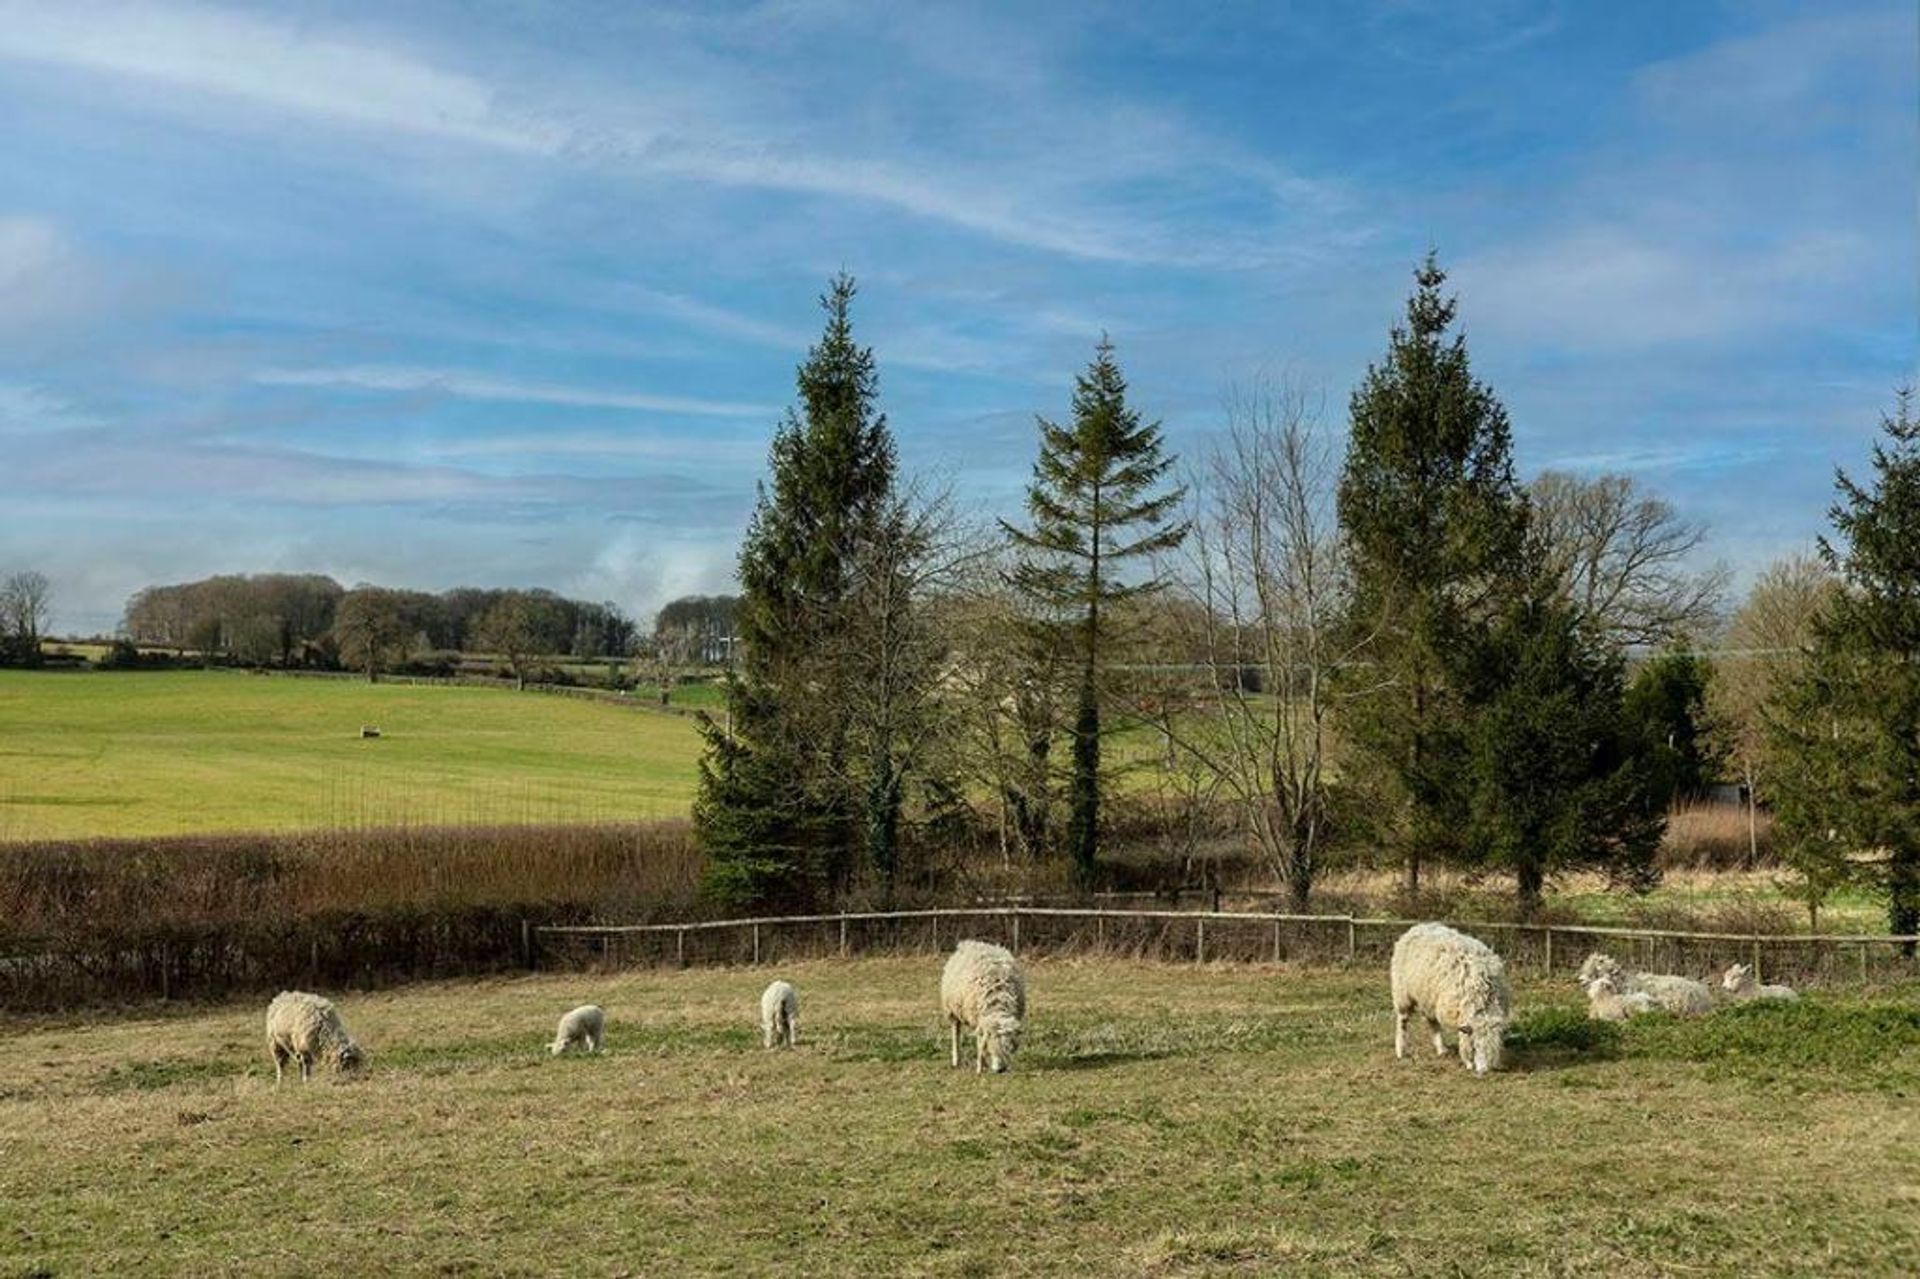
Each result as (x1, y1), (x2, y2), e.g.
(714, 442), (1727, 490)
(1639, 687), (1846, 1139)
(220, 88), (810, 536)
(266, 991), (365, 1083)
(1583, 970), (1659, 1021)
(1722, 963), (1798, 1002)
(760, 980), (798, 1049)
(1390, 923), (1510, 1075)
(1576, 952), (1713, 1017)
(941, 940), (1026, 1074)
(550, 1004), (605, 1055)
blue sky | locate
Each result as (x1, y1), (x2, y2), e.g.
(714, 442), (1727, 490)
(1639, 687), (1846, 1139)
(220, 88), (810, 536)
(0, 0), (1911, 633)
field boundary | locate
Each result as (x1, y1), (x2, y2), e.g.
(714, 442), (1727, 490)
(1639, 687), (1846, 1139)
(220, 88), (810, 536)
(535, 907), (1920, 985)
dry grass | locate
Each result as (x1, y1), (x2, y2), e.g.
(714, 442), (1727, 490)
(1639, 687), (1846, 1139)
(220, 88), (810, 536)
(1661, 800), (1774, 870)
(2, 957), (1916, 1275)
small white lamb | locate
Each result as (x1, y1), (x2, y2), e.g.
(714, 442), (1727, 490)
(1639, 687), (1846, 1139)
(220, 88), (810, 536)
(1722, 963), (1798, 1002)
(760, 980), (799, 1049)
(265, 990), (365, 1083)
(1583, 971), (1659, 1021)
(550, 1004), (605, 1055)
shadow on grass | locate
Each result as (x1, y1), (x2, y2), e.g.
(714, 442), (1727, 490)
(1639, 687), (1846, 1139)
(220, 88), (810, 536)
(1503, 1005), (1622, 1074)
(1038, 1048), (1176, 1072)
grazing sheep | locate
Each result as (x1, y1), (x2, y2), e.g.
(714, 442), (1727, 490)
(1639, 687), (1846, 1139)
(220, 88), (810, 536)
(1390, 923), (1511, 1075)
(1722, 963), (1798, 1002)
(550, 1004), (605, 1055)
(760, 980), (799, 1049)
(941, 940), (1026, 1074)
(1583, 970), (1659, 1021)
(1576, 952), (1712, 1017)
(265, 991), (365, 1083)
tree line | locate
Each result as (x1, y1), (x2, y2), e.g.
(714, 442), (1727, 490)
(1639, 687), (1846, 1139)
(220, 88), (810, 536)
(120, 574), (639, 676)
(693, 263), (1916, 941)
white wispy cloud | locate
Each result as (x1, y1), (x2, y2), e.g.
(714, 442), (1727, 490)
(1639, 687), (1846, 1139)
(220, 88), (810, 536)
(0, 1), (1352, 268)
(252, 365), (771, 418)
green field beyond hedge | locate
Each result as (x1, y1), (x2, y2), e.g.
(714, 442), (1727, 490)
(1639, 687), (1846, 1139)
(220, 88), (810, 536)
(0, 670), (705, 840)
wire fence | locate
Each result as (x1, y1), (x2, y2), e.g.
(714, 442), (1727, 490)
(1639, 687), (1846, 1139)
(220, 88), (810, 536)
(535, 907), (1920, 989)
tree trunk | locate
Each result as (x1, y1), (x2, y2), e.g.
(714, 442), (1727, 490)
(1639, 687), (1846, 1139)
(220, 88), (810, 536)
(1515, 861), (1545, 918)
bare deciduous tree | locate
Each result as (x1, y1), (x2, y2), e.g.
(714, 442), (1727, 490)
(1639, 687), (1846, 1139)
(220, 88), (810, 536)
(1529, 471), (1728, 647)
(1160, 380), (1358, 910)
(1707, 552), (1837, 863)
(0, 570), (52, 661)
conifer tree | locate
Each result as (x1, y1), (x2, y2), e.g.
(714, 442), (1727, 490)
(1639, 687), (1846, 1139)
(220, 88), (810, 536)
(695, 274), (899, 908)
(1772, 390), (1920, 942)
(1336, 255), (1531, 893)
(1004, 339), (1186, 887)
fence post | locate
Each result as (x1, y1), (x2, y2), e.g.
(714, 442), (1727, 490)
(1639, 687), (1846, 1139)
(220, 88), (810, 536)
(1860, 941), (1869, 984)
(677, 927), (686, 968)
(1012, 911), (1021, 954)
(1197, 917), (1207, 964)
(1346, 918), (1357, 965)
(1543, 927), (1554, 974)
(1272, 919), (1282, 964)
(1752, 938), (1763, 984)
(1097, 913), (1106, 952)
(840, 917), (849, 958)
(753, 923), (762, 965)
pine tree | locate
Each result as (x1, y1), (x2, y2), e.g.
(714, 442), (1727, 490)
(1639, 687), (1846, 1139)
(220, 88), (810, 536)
(1772, 389), (1920, 943)
(1336, 254), (1531, 894)
(1003, 338), (1186, 887)
(1459, 585), (1663, 914)
(695, 274), (899, 909)
(1622, 644), (1721, 810)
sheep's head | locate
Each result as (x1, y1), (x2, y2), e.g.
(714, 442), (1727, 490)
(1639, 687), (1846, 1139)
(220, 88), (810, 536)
(1723, 964), (1753, 994)
(333, 1041), (365, 1073)
(1584, 971), (1621, 999)
(980, 1014), (1022, 1073)
(1577, 953), (1620, 987)
(549, 1039), (566, 1056)
(1458, 1015), (1506, 1076)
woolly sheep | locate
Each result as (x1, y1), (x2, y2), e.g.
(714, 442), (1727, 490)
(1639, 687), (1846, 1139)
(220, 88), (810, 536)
(265, 990), (365, 1083)
(941, 940), (1026, 1074)
(760, 980), (799, 1049)
(550, 1004), (604, 1055)
(1583, 970), (1659, 1021)
(1390, 923), (1510, 1075)
(1576, 952), (1712, 1017)
(1722, 963), (1798, 1002)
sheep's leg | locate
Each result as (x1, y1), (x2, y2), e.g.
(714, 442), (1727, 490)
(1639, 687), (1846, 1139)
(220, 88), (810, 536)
(271, 1042), (288, 1085)
(1393, 1008), (1410, 1060)
(787, 1014), (798, 1048)
(975, 1035), (986, 1075)
(1427, 1017), (1446, 1058)
(949, 1017), (961, 1068)
(299, 1052), (314, 1083)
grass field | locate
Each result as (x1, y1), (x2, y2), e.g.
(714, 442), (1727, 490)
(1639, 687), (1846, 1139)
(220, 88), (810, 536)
(2, 957), (1915, 1275)
(0, 670), (704, 840)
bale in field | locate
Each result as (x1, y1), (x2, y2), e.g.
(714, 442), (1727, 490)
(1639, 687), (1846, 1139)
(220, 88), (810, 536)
(266, 990), (365, 1083)
(760, 980), (799, 1049)
(550, 1004), (604, 1055)
(1576, 952), (1712, 1017)
(941, 940), (1026, 1074)
(1722, 963), (1798, 1002)
(1582, 969), (1659, 1021)
(1390, 923), (1510, 1075)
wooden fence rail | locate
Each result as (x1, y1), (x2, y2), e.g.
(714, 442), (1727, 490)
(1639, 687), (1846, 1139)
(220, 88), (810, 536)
(533, 908), (1920, 986)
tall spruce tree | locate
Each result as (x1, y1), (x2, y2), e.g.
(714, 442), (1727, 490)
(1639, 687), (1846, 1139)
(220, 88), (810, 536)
(695, 274), (899, 909)
(1004, 338), (1186, 887)
(1771, 389), (1920, 943)
(1336, 255), (1531, 893)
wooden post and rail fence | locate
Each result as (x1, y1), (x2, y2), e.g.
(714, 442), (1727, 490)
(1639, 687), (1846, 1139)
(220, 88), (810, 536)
(531, 906), (1919, 986)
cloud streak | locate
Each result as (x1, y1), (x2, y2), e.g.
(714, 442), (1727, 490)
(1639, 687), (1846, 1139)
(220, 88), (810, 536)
(252, 365), (772, 418)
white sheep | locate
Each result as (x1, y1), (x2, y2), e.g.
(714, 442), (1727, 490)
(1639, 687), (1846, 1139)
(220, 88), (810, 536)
(941, 939), (1026, 1074)
(1583, 970), (1659, 1021)
(1575, 952), (1712, 1016)
(265, 990), (365, 1083)
(1722, 963), (1798, 1002)
(760, 980), (799, 1049)
(1390, 923), (1510, 1075)
(550, 1004), (605, 1055)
